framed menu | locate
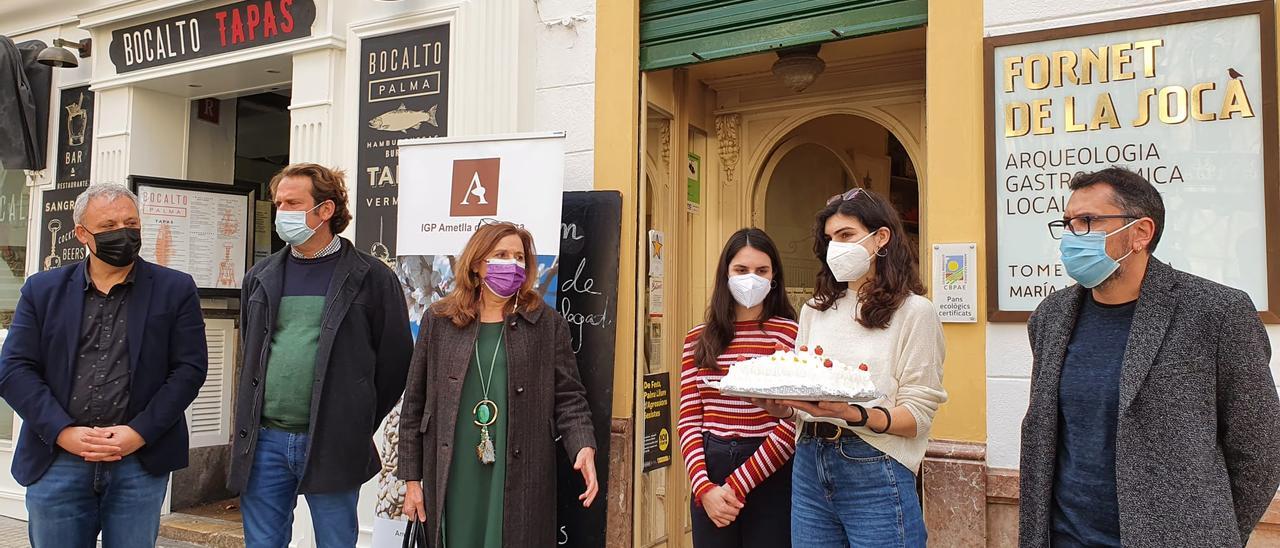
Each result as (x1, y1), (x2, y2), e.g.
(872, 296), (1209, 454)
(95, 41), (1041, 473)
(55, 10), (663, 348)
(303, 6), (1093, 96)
(129, 176), (255, 297)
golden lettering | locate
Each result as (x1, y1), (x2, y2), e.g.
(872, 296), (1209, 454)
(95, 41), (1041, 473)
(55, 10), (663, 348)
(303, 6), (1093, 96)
(1064, 96), (1087, 132)
(1220, 78), (1255, 119)
(1027, 54), (1051, 91)
(1110, 42), (1135, 81)
(1080, 47), (1107, 85)
(1132, 88), (1155, 127)
(1158, 86), (1188, 124)
(1133, 39), (1163, 78)
(1002, 56), (1023, 93)
(1051, 50), (1079, 87)
(1005, 102), (1031, 137)
(1032, 98), (1054, 135)
(1089, 93), (1120, 131)
(1190, 82), (1216, 121)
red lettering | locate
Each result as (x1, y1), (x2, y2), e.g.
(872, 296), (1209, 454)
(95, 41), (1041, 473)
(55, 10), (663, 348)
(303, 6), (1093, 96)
(280, 0), (295, 33)
(246, 5), (261, 40)
(231, 8), (245, 44)
(215, 11), (228, 47)
(263, 1), (278, 38)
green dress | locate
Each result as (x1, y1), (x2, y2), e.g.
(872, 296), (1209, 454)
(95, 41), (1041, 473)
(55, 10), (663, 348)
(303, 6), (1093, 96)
(442, 322), (508, 548)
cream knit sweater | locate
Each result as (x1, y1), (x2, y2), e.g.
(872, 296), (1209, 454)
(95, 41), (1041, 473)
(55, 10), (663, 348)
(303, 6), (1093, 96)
(795, 292), (948, 474)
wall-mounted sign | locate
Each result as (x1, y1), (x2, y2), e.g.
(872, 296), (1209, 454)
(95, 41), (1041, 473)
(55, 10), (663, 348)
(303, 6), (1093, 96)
(642, 372), (673, 472)
(355, 24), (451, 262)
(108, 0), (316, 73)
(686, 153), (701, 213)
(131, 177), (254, 296)
(984, 2), (1279, 321)
(196, 98), (221, 124)
(932, 243), (978, 323)
(39, 86), (95, 272)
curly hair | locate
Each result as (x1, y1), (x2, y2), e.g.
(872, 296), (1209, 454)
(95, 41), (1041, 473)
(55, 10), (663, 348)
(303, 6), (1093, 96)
(810, 188), (923, 329)
(269, 163), (353, 234)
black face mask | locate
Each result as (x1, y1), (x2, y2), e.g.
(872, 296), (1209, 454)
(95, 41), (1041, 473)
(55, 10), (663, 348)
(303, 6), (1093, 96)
(88, 227), (142, 268)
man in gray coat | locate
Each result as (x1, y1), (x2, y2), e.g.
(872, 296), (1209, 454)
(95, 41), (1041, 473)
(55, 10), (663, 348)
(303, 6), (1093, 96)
(1021, 166), (1280, 547)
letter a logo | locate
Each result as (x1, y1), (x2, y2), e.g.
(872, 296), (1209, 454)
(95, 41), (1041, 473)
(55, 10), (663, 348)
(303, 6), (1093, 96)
(450, 158), (500, 216)
(460, 171), (489, 205)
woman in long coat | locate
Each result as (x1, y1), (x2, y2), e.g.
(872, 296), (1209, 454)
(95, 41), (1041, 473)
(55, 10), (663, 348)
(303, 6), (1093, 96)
(398, 221), (598, 547)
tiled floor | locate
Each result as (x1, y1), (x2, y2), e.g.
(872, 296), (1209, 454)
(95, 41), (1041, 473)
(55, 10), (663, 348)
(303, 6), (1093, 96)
(0, 515), (203, 547)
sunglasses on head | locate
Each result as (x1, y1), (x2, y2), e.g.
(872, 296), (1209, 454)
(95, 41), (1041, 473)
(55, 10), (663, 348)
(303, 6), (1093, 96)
(826, 188), (863, 205)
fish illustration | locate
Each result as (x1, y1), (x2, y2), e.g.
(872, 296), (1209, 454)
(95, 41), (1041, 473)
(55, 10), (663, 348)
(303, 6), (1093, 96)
(368, 103), (438, 132)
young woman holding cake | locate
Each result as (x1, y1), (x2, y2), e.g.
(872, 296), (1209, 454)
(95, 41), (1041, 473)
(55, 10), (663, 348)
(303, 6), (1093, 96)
(756, 188), (948, 547)
(677, 227), (800, 547)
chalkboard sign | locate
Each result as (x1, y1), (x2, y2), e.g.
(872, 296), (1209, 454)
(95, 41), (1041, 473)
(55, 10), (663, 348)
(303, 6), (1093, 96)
(554, 191), (621, 548)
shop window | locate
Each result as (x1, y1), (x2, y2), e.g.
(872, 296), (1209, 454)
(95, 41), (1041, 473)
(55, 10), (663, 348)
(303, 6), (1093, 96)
(0, 169), (31, 440)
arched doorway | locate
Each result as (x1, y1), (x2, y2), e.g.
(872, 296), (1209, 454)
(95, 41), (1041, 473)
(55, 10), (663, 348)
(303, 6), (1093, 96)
(755, 114), (922, 307)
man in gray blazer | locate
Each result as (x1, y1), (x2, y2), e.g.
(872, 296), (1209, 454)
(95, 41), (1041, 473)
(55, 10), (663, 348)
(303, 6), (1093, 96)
(1021, 166), (1280, 547)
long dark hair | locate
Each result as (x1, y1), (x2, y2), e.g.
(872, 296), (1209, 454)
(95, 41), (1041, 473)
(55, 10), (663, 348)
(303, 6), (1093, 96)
(811, 188), (923, 329)
(695, 228), (797, 370)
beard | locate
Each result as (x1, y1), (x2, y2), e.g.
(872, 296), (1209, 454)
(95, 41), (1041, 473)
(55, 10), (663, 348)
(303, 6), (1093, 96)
(1094, 233), (1136, 292)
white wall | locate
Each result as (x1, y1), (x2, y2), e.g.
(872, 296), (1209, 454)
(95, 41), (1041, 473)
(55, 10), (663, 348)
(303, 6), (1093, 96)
(530, 0), (597, 191)
(185, 99), (237, 184)
(983, 0), (1280, 470)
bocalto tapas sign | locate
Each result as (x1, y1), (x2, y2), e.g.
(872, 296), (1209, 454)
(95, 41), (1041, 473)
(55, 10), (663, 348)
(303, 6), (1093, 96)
(109, 0), (316, 73)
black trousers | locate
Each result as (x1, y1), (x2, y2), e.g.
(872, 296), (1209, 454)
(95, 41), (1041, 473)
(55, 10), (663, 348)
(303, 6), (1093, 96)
(690, 433), (792, 548)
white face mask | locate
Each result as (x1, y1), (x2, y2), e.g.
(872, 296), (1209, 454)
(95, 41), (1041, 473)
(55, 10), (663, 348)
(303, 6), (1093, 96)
(728, 273), (772, 309)
(826, 231), (878, 282)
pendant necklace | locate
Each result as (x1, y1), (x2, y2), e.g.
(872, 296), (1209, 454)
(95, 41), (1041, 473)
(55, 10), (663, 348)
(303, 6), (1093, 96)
(472, 328), (504, 464)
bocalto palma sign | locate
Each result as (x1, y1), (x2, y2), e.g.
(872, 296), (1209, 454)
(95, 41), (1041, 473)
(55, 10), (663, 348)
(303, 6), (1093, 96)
(109, 0), (316, 73)
(985, 1), (1279, 320)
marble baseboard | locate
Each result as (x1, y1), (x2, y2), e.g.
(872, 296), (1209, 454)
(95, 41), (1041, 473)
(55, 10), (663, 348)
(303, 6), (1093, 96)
(923, 440), (988, 547)
(606, 418), (634, 548)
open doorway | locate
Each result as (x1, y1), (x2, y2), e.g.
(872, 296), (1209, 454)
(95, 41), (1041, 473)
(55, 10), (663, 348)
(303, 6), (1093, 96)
(759, 114), (921, 311)
(169, 88), (291, 519)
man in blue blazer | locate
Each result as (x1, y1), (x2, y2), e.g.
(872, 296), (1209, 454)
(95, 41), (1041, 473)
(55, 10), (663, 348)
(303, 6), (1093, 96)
(0, 183), (207, 548)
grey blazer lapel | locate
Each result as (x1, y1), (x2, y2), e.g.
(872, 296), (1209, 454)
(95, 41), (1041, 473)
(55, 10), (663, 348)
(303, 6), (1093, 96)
(1118, 260), (1177, 415)
(1036, 285), (1085, 400)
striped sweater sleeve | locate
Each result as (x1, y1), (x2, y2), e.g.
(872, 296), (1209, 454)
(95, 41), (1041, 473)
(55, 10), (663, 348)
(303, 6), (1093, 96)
(724, 323), (799, 499)
(677, 327), (717, 503)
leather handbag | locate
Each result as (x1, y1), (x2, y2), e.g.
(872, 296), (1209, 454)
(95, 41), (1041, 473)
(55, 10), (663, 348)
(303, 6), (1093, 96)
(402, 518), (430, 548)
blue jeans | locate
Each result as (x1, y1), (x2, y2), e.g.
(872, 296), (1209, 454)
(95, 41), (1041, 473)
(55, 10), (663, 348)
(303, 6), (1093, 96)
(791, 434), (926, 548)
(25, 451), (169, 548)
(241, 427), (360, 548)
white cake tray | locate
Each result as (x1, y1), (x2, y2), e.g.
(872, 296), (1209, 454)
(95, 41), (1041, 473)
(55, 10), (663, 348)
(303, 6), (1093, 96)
(705, 382), (880, 403)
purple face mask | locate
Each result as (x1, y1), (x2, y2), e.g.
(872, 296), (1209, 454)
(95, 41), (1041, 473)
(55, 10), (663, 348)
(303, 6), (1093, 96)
(483, 258), (527, 298)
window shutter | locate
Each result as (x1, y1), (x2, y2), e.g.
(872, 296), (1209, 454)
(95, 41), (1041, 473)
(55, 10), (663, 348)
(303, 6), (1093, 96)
(187, 318), (235, 448)
(640, 0), (928, 71)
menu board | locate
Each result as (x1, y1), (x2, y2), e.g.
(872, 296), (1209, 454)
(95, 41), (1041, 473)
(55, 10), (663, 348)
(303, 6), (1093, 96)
(131, 177), (253, 293)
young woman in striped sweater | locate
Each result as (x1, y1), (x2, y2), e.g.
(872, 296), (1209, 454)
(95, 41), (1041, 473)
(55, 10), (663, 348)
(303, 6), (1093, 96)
(677, 227), (798, 547)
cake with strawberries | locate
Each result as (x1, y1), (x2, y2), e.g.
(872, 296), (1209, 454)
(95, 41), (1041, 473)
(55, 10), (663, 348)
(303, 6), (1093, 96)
(710, 345), (877, 402)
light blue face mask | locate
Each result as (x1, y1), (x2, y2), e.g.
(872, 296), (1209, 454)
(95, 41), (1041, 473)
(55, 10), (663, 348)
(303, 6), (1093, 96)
(274, 201), (327, 246)
(1059, 219), (1138, 288)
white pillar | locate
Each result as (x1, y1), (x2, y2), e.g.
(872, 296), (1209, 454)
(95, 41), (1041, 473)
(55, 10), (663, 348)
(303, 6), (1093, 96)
(290, 47), (346, 166)
(91, 86), (188, 185)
